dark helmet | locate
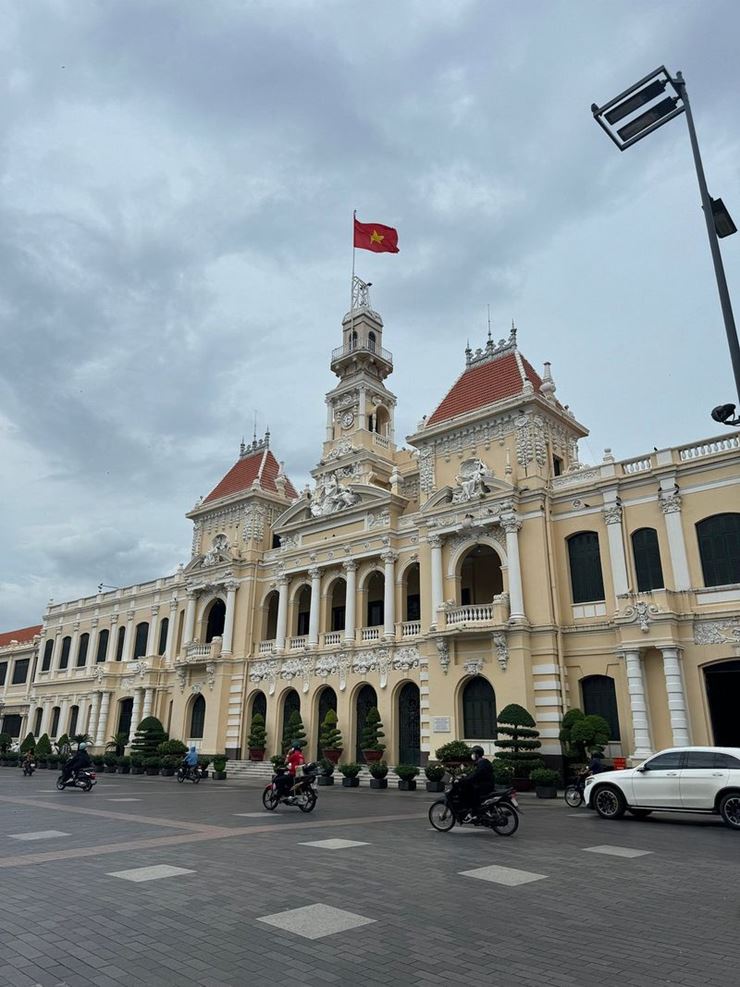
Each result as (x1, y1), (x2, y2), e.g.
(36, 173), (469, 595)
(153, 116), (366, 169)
(290, 740), (306, 751)
(471, 745), (485, 759)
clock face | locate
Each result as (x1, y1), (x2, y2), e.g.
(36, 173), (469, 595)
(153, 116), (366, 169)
(341, 411), (354, 429)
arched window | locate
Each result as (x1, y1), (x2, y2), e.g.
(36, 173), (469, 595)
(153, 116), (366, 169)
(50, 706), (60, 737)
(460, 544), (503, 606)
(368, 331), (376, 353)
(133, 622), (149, 659)
(404, 563), (420, 622)
(355, 684), (378, 761)
(349, 330), (358, 351)
(158, 618), (169, 655)
(264, 591), (279, 640)
(33, 707), (43, 736)
(11, 659), (29, 684)
(190, 695), (206, 739)
(68, 705), (79, 737)
(281, 689), (301, 747)
(567, 532), (605, 604)
(581, 675), (621, 741)
(59, 636), (71, 670)
(118, 697), (134, 739)
(632, 528), (664, 592)
(316, 686), (338, 755)
(330, 580), (346, 632)
(41, 639), (54, 672)
(295, 586), (311, 636)
(366, 571), (384, 627)
(398, 683), (421, 764)
(96, 628), (109, 663)
(76, 633), (89, 667)
(115, 626), (126, 662)
(463, 676), (497, 738)
(697, 513), (740, 587)
(251, 691), (267, 723)
(205, 600), (226, 642)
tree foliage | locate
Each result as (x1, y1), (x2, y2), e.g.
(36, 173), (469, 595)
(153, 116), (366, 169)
(282, 710), (306, 751)
(247, 712), (267, 749)
(570, 714), (611, 756)
(494, 703), (543, 777)
(130, 716), (168, 758)
(318, 709), (343, 750)
(360, 707), (385, 752)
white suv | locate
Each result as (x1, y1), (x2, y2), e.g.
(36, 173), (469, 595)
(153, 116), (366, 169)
(584, 747), (740, 829)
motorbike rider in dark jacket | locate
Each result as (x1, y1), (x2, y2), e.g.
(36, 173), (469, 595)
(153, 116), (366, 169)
(61, 742), (92, 784)
(459, 746), (495, 816)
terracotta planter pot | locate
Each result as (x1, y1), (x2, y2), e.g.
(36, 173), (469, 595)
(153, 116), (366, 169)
(362, 750), (383, 764)
(249, 748), (265, 762)
(322, 749), (342, 764)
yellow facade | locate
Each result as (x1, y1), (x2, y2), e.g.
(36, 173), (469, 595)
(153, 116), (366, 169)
(3, 291), (740, 767)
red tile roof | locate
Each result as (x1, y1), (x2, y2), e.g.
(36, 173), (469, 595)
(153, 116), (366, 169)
(0, 625), (42, 648)
(427, 351), (543, 426)
(203, 448), (297, 505)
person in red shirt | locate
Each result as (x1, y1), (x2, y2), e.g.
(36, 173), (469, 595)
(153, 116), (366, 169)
(277, 741), (305, 798)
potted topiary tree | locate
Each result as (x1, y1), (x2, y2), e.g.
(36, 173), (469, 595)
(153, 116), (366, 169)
(212, 755), (228, 780)
(19, 732), (36, 756)
(318, 709), (343, 764)
(530, 767), (561, 799)
(434, 740), (472, 774)
(360, 708), (385, 764)
(493, 760), (515, 792)
(197, 755), (211, 780)
(247, 713), (267, 761)
(494, 703), (544, 792)
(395, 764), (420, 791)
(92, 753), (105, 771)
(103, 753), (118, 773)
(282, 710), (307, 752)
(570, 714), (611, 762)
(368, 761), (389, 789)
(270, 753), (286, 771)
(144, 756), (161, 776)
(130, 754), (144, 775)
(35, 733), (52, 768)
(424, 762), (446, 793)
(0, 733), (12, 759)
(130, 716), (168, 760)
(339, 762), (361, 787)
(118, 755), (131, 775)
(317, 757), (335, 786)
(160, 755), (179, 777)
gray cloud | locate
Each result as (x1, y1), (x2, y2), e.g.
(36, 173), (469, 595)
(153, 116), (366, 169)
(2, 0), (740, 626)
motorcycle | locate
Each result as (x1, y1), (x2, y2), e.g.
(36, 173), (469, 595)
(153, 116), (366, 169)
(428, 778), (520, 835)
(56, 768), (97, 792)
(176, 764), (206, 784)
(564, 770), (590, 808)
(262, 763), (318, 813)
(21, 761), (36, 777)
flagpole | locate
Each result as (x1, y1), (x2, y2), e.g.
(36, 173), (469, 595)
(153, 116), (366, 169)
(351, 209), (356, 314)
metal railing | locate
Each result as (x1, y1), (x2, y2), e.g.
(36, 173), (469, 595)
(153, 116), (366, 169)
(331, 342), (393, 364)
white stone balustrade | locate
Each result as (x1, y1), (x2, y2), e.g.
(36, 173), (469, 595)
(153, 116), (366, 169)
(400, 621), (421, 637)
(259, 640), (276, 655)
(360, 627), (381, 641)
(322, 631), (342, 646)
(446, 604), (493, 626)
(289, 636), (308, 650)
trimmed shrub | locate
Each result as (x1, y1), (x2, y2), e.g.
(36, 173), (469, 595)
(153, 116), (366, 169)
(368, 761), (388, 779)
(212, 755), (228, 772)
(247, 713), (267, 749)
(559, 708), (586, 758)
(434, 740), (472, 763)
(492, 761), (515, 785)
(570, 714), (611, 756)
(282, 710), (307, 752)
(494, 704), (544, 778)
(338, 762), (361, 779)
(35, 734), (52, 757)
(158, 740), (188, 757)
(318, 709), (342, 751)
(130, 717), (168, 758)
(270, 753), (286, 770)
(424, 762), (446, 782)
(20, 732), (36, 754)
(531, 768), (561, 788)
(360, 708), (385, 753)
(395, 764), (419, 782)
(0, 733), (12, 754)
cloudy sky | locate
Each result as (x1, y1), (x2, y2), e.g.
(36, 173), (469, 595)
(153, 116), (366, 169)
(2, 0), (739, 629)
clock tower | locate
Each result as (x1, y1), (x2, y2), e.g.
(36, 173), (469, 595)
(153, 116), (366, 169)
(318, 277), (399, 487)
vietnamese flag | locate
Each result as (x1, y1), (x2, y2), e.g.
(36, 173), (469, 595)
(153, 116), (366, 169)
(354, 218), (399, 253)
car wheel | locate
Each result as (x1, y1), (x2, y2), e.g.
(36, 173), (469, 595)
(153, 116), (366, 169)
(593, 785), (627, 820)
(628, 808), (652, 819)
(719, 792), (740, 830)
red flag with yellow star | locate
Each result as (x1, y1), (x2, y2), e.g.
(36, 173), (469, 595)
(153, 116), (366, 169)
(353, 218), (399, 253)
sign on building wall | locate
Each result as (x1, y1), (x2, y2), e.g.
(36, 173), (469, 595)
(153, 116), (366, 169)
(432, 716), (451, 733)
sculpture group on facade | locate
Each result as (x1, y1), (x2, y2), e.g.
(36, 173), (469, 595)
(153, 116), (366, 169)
(309, 472), (360, 517)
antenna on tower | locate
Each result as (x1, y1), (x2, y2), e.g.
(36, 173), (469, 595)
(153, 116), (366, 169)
(252, 410), (258, 443)
(487, 304), (492, 342)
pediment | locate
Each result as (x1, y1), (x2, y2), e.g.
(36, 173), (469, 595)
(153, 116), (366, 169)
(273, 483), (391, 531)
(420, 474), (516, 515)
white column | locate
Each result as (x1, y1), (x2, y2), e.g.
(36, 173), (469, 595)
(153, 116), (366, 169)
(308, 567), (322, 646)
(164, 599), (177, 661)
(429, 534), (444, 629)
(70, 622), (80, 668)
(603, 503), (629, 598)
(359, 387), (367, 427)
(130, 688), (143, 735)
(40, 700), (52, 736)
(325, 400), (334, 440)
(343, 561), (357, 643)
(109, 614), (120, 660)
(95, 691), (111, 747)
(146, 605), (160, 657)
(89, 692), (102, 746)
(123, 611), (136, 661)
(382, 551), (397, 638)
(183, 592), (197, 645)
(502, 516), (526, 621)
(58, 697), (70, 736)
(142, 687), (154, 722)
(87, 619), (99, 669)
(222, 581), (238, 654)
(622, 649), (653, 759)
(660, 492), (691, 590)
(275, 578), (289, 651)
(661, 646), (691, 746)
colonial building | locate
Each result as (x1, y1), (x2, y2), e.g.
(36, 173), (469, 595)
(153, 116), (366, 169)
(3, 282), (740, 765)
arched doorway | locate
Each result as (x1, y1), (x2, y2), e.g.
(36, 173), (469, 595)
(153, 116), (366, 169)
(190, 694), (206, 739)
(705, 660), (740, 745)
(329, 579), (347, 632)
(251, 690), (267, 722)
(366, 572), (384, 627)
(205, 599), (226, 642)
(263, 591), (279, 641)
(462, 676), (497, 739)
(403, 563), (421, 622)
(397, 683), (420, 764)
(355, 684), (378, 761)
(316, 686), (338, 756)
(118, 697), (134, 740)
(281, 689), (301, 748)
(460, 545), (503, 605)
(295, 585), (311, 636)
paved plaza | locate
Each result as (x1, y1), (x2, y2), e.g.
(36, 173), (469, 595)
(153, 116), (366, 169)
(0, 771), (738, 987)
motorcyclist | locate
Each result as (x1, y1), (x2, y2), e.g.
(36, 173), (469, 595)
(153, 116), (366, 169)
(182, 745), (199, 779)
(22, 749), (36, 773)
(458, 745), (495, 817)
(588, 750), (608, 775)
(61, 742), (92, 784)
(279, 741), (306, 797)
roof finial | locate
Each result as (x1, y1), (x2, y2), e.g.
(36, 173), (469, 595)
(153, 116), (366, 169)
(510, 319), (517, 345)
(264, 426), (271, 448)
(541, 361), (556, 399)
(465, 338), (472, 367)
(486, 305), (492, 346)
(240, 436), (246, 457)
(252, 409), (257, 444)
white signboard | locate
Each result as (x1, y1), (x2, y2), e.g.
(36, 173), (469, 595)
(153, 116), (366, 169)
(432, 716), (451, 733)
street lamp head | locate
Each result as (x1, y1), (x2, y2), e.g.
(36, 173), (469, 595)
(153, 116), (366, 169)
(711, 198), (737, 239)
(711, 403), (740, 427)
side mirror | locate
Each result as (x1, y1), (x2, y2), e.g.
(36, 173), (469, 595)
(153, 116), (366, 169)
(635, 765), (646, 773)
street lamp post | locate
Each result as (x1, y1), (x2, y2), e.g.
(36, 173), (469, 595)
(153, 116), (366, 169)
(592, 67), (740, 426)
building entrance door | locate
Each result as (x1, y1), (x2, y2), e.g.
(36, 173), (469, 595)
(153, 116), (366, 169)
(397, 683), (420, 765)
(705, 660), (740, 746)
